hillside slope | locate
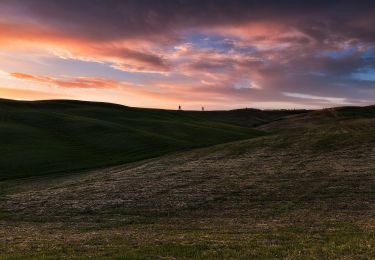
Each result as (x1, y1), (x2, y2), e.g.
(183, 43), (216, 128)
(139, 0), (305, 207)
(0, 99), (302, 180)
(1, 105), (374, 258)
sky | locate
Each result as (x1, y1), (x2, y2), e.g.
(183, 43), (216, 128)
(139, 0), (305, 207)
(0, 0), (375, 110)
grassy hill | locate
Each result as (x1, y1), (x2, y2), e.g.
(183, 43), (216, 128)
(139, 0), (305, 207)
(0, 99), (304, 180)
(1, 104), (375, 258)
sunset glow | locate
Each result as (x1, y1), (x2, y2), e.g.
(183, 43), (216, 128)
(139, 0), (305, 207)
(0, 1), (374, 110)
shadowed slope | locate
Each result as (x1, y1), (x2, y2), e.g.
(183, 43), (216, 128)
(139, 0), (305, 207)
(0, 99), (299, 180)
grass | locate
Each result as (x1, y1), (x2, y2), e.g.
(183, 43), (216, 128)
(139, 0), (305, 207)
(1, 221), (375, 259)
(0, 99), (299, 180)
(1, 101), (375, 259)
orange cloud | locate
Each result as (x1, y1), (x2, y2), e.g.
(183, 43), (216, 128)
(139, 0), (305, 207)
(9, 71), (244, 105)
(9, 72), (183, 101)
(11, 73), (50, 82)
(0, 21), (170, 74)
(11, 72), (118, 89)
(0, 86), (71, 100)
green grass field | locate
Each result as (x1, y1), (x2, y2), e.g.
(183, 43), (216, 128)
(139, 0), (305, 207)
(0, 99), (305, 180)
(1, 100), (375, 259)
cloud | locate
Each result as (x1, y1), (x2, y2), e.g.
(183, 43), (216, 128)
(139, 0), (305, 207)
(2, 0), (373, 44)
(8, 72), (203, 102)
(283, 92), (348, 105)
(11, 72), (119, 89)
(0, 20), (170, 73)
(0, 1), (375, 108)
(0, 86), (72, 100)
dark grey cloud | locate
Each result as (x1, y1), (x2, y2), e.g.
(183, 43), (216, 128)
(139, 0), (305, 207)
(1, 0), (375, 43)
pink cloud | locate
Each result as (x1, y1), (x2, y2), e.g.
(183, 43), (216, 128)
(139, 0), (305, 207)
(11, 73), (119, 89)
(0, 1), (374, 108)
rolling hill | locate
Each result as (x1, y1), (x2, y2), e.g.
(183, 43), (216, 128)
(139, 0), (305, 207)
(0, 99), (304, 180)
(1, 104), (374, 258)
